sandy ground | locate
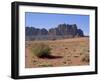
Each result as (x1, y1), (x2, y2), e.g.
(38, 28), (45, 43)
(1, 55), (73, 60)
(25, 37), (89, 68)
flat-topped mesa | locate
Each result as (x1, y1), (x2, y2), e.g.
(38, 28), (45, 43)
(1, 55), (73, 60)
(25, 23), (84, 40)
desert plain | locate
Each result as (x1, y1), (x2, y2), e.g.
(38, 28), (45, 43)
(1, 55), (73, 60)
(25, 37), (89, 68)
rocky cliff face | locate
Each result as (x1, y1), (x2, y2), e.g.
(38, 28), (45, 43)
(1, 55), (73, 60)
(25, 23), (84, 40)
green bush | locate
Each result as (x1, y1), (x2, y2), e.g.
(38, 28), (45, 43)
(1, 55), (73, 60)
(32, 43), (51, 58)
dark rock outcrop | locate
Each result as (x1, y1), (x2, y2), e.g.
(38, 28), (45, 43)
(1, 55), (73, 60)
(25, 23), (84, 40)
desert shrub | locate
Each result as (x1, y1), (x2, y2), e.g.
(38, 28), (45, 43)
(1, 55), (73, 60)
(81, 55), (89, 63)
(38, 64), (53, 67)
(32, 43), (51, 58)
(51, 38), (56, 41)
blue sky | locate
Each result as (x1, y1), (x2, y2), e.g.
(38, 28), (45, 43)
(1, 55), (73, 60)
(25, 12), (89, 36)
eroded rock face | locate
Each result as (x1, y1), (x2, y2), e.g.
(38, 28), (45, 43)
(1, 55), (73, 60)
(25, 23), (84, 40)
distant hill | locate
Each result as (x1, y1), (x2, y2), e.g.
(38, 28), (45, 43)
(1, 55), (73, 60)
(25, 23), (84, 40)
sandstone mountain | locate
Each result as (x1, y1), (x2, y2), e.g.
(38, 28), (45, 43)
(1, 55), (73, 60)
(26, 23), (84, 40)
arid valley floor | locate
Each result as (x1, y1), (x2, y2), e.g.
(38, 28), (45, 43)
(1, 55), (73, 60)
(25, 37), (89, 68)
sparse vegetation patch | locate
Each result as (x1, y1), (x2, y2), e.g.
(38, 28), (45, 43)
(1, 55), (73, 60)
(32, 43), (51, 58)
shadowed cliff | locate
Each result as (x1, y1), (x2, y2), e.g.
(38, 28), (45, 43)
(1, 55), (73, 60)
(25, 23), (84, 40)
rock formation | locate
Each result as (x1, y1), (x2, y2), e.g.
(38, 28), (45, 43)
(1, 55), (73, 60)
(25, 23), (84, 40)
